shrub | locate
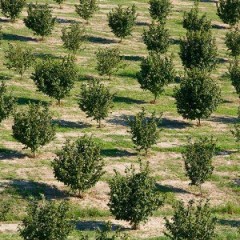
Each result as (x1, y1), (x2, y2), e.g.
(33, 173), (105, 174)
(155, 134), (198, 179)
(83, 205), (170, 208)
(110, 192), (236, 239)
(137, 53), (175, 103)
(225, 26), (240, 57)
(231, 106), (240, 142)
(175, 69), (221, 126)
(75, 0), (98, 23)
(12, 103), (55, 157)
(0, 200), (11, 221)
(229, 59), (240, 97)
(0, 82), (15, 123)
(108, 162), (164, 230)
(54, 0), (64, 9)
(78, 80), (113, 127)
(183, 1), (211, 31)
(142, 22), (170, 53)
(31, 56), (78, 105)
(217, 0), (240, 26)
(95, 47), (122, 79)
(183, 137), (215, 194)
(4, 43), (34, 78)
(61, 22), (85, 54)
(24, 3), (56, 40)
(180, 29), (217, 71)
(164, 199), (217, 240)
(149, 0), (172, 24)
(52, 136), (104, 198)
(19, 197), (73, 240)
(0, 0), (25, 21)
(128, 108), (160, 155)
(108, 5), (137, 42)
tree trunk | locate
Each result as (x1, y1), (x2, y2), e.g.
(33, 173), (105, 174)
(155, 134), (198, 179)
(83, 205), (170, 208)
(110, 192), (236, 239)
(199, 184), (203, 197)
(132, 223), (140, 230)
(78, 189), (84, 198)
(98, 119), (101, 128)
(57, 99), (61, 106)
(197, 118), (201, 126)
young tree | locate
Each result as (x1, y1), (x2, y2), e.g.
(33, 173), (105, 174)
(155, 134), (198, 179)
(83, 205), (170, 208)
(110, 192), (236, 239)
(183, 1), (211, 31)
(75, 0), (98, 24)
(19, 197), (73, 240)
(229, 59), (240, 97)
(128, 108), (160, 155)
(149, 0), (172, 24)
(24, 3), (56, 40)
(137, 53), (175, 103)
(61, 23), (85, 55)
(142, 22), (170, 53)
(108, 5), (137, 42)
(12, 103), (55, 157)
(180, 29), (217, 71)
(183, 137), (215, 194)
(231, 106), (240, 142)
(52, 136), (105, 198)
(0, 0), (25, 22)
(95, 47), (122, 79)
(165, 199), (217, 240)
(175, 69), (221, 126)
(78, 80), (113, 127)
(108, 162), (164, 230)
(4, 43), (34, 78)
(225, 26), (240, 58)
(31, 56), (78, 106)
(217, 0), (240, 26)
(0, 82), (15, 123)
(54, 0), (65, 9)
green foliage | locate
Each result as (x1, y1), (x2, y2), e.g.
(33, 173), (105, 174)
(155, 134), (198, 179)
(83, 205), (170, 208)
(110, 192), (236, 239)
(24, 3), (56, 39)
(142, 22), (170, 53)
(96, 47), (122, 79)
(180, 29), (217, 71)
(0, 200), (11, 221)
(128, 108), (160, 154)
(183, 1), (211, 31)
(108, 5), (137, 41)
(229, 59), (240, 97)
(0, 82), (15, 123)
(0, 0), (25, 21)
(231, 106), (240, 142)
(19, 197), (73, 240)
(31, 56), (78, 105)
(78, 80), (114, 127)
(75, 0), (98, 23)
(225, 26), (240, 57)
(52, 136), (104, 197)
(175, 69), (221, 125)
(137, 53), (175, 102)
(61, 22), (85, 54)
(183, 137), (215, 187)
(12, 103), (55, 157)
(108, 162), (164, 230)
(54, 0), (65, 8)
(164, 199), (217, 240)
(217, 0), (240, 26)
(4, 43), (34, 78)
(149, 0), (172, 24)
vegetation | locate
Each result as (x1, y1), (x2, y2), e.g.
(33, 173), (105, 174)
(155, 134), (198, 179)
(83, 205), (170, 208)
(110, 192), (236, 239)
(165, 199), (217, 240)
(52, 136), (104, 198)
(54, 0), (65, 9)
(229, 59), (240, 97)
(78, 80), (113, 127)
(31, 56), (78, 105)
(24, 3), (56, 39)
(108, 162), (164, 230)
(108, 5), (137, 41)
(225, 26), (240, 58)
(12, 103), (55, 157)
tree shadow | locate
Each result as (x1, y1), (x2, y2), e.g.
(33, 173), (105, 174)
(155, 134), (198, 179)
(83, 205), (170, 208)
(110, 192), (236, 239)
(17, 97), (48, 106)
(101, 148), (136, 158)
(0, 73), (12, 81)
(136, 21), (149, 26)
(113, 96), (146, 105)
(200, 0), (218, 2)
(210, 116), (238, 124)
(121, 55), (143, 62)
(76, 220), (129, 231)
(87, 36), (117, 44)
(0, 148), (26, 160)
(56, 18), (76, 24)
(0, 18), (10, 23)
(2, 179), (67, 200)
(2, 33), (37, 42)
(156, 183), (190, 194)
(34, 52), (61, 61)
(161, 117), (192, 129)
(53, 120), (91, 129)
(170, 38), (181, 45)
(218, 219), (240, 228)
(78, 74), (95, 82)
(117, 71), (136, 79)
(107, 114), (130, 127)
(218, 57), (228, 64)
(212, 24), (229, 29)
